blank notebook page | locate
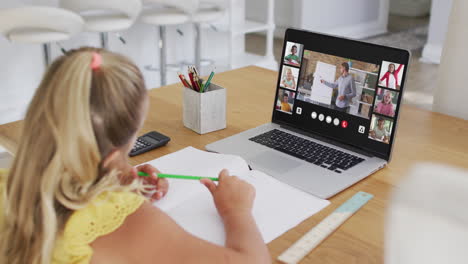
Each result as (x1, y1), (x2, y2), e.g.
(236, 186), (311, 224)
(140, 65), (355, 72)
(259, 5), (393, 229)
(144, 147), (330, 245)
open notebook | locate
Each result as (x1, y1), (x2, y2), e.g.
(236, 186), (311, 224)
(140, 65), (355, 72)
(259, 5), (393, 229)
(146, 147), (330, 245)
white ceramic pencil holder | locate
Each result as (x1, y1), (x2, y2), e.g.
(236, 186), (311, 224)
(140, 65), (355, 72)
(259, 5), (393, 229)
(183, 83), (226, 134)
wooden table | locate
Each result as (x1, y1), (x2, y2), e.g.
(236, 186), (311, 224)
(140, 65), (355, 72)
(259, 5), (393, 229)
(1, 66), (468, 263)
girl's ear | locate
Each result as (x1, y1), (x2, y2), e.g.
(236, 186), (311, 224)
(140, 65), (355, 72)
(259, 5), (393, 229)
(102, 148), (122, 169)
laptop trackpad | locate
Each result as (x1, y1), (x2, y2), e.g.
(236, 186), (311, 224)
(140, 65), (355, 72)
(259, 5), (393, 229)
(249, 151), (301, 173)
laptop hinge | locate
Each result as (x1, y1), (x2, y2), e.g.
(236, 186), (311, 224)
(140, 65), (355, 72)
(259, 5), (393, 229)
(279, 124), (374, 157)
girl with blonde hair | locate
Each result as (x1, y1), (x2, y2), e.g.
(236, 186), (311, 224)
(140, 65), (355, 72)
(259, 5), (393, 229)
(281, 67), (296, 90)
(374, 90), (395, 117)
(0, 47), (270, 264)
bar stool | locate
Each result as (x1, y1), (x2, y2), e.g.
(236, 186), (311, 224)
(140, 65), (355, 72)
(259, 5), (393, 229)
(0, 6), (84, 67)
(139, 0), (193, 86)
(191, 0), (227, 70)
(60, 0), (142, 49)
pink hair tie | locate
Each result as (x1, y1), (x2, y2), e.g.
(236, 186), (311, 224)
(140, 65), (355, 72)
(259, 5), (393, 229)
(91, 52), (102, 70)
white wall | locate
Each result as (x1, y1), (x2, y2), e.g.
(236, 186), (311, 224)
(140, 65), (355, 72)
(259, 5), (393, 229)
(246, 0), (388, 39)
(299, 0), (388, 39)
(301, 0), (379, 31)
(421, 0), (453, 64)
(246, 0), (300, 37)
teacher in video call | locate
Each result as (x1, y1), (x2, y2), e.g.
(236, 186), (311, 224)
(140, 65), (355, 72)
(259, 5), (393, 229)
(320, 62), (356, 112)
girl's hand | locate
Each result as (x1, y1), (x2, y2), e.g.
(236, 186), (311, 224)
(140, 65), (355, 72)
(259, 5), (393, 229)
(200, 169), (255, 219)
(132, 164), (169, 202)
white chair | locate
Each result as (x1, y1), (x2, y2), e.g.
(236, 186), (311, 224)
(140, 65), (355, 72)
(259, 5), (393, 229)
(0, 6), (84, 67)
(191, 0), (227, 70)
(386, 163), (468, 264)
(139, 0), (193, 86)
(60, 0), (142, 49)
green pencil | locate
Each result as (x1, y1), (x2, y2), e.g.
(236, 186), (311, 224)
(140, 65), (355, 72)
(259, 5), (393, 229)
(137, 171), (219, 181)
(202, 70), (215, 93)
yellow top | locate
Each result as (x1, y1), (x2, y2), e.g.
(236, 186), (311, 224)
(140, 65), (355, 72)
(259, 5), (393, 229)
(281, 102), (291, 112)
(0, 169), (145, 264)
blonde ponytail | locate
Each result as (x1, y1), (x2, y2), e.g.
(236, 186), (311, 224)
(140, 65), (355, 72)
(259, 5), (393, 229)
(0, 47), (147, 264)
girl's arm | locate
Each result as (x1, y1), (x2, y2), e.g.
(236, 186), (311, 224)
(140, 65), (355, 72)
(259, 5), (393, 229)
(375, 102), (382, 113)
(395, 64), (403, 74)
(90, 172), (271, 264)
(380, 72), (388, 82)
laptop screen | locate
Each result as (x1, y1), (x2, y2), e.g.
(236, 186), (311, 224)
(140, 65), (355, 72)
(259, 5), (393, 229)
(272, 28), (410, 160)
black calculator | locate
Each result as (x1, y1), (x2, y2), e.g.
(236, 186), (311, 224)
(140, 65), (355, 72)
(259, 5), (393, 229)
(129, 131), (171, 157)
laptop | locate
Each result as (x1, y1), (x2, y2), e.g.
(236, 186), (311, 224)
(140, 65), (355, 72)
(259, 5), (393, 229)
(206, 28), (410, 199)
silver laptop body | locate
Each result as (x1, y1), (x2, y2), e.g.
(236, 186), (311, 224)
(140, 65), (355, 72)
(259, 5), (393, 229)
(206, 123), (386, 199)
(206, 29), (409, 199)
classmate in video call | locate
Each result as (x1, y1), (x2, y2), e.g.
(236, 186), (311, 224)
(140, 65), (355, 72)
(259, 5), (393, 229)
(281, 68), (296, 90)
(0, 48), (270, 264)
(370, 118), (390, 143)
(320, 62), (356, 112)
(284, 45), (300, 65)
(374, 90), (395, 117)
(280, 92), (292, 112)
(379, 63), (403, 89)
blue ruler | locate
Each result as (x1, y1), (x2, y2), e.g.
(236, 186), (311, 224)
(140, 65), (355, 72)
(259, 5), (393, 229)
(278, 191), (374, 264)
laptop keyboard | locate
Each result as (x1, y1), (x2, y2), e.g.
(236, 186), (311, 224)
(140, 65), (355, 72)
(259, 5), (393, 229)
(249, 129), (365, 173)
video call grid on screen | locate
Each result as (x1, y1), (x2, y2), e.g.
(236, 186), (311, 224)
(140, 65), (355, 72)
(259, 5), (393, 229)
(272, 29), (410, 160)
(295, 49), (380, 120)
